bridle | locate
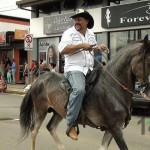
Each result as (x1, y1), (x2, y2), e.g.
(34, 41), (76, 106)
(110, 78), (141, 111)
(139, 45), (150, 96)
(90, 46), (149, 97)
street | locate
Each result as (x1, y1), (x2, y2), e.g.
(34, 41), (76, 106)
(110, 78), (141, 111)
(0, 93), (150, 150)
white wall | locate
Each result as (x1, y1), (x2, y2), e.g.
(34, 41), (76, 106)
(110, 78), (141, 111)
(30, 8), (103, 38)
(0, 22), (29, 32)
(30, 7), (150, 38)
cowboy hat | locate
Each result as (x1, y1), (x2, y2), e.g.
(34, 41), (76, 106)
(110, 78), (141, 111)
(70, 9), (94, 29)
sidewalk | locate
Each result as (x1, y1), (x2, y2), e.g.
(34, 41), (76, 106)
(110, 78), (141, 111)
(5, 83), (26, 95)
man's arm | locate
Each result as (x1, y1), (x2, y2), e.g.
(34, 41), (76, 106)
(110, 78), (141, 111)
(60, 43), (94, 55)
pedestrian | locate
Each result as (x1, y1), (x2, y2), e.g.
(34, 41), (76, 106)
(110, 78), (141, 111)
(11, 58), (16, 84)
(0, 75), (7, 93)
(23, 61), (29, 86)
(38, 61), (50, 75)
(5, 57), (11, 79)
(30, 60), (39, 82)
(58, 9), (107, 140)
(7, 64), (12, 84)
(5, 57), (11, 68)
(49, 63), (56, 72)
(30, 60), (35, 70)
(0, 60), (5, 77)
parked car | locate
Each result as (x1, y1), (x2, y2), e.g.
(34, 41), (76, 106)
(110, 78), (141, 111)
(132, 82), (150, 114)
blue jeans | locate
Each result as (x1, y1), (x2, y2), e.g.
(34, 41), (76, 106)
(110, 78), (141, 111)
(12, 71), (16, 83)
(64, 71), (86, 126)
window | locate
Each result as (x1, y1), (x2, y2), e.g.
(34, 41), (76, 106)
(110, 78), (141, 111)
(110, 29), (150, 58)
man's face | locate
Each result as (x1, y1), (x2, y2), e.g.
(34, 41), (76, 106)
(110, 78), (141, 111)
(74, 17), (89, 31)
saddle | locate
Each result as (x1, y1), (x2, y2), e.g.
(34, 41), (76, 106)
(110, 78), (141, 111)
(60, 66), (102, 114)
(85, 66), (102, 98)
(60, 66), (102, 100)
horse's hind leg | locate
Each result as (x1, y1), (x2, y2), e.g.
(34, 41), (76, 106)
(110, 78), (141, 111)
(99, 130), (113, 150)
(31, 110), (47, 150)
(46, 112), (65, 150)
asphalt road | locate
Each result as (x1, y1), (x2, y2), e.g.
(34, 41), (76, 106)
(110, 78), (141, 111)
(0, 93), (150, 150)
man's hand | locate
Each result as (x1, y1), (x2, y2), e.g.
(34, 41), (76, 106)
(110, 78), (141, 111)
(82, 43), (94, 51)
(99, 44), (107, 51)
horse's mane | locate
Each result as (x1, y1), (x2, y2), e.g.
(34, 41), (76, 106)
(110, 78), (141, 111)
(107, 40), (143, 71)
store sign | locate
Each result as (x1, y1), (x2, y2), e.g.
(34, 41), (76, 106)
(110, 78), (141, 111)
(24, 34), (33, 51)
(0, 32), (6, 45)
(15, 29), (28, 40)
(44, 12), (74, 34)
(101, 1), (150, 28)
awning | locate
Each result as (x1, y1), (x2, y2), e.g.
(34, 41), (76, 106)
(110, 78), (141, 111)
(16, 0), (63, 13)
(16, 0), (62, 7)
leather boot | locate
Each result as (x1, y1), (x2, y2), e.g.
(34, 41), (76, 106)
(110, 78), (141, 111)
(66, 127), (78, 140)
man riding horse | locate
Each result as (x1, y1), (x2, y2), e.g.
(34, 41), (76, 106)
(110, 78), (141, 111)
(58, 9), (107, 140)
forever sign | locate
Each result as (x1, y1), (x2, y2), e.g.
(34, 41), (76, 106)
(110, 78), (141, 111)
(24, 34), (33, 51)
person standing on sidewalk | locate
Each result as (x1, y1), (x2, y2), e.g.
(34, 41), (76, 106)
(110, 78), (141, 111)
(11, 59), (16, 84)
(58, 9), (107, 140)
(7, 64), (12, 84)
(0, 75), (7, 93)
(23, 61), (29, 86)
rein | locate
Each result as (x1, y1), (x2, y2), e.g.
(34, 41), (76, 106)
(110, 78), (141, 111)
(89, 51), (135, 95)
(60, 46), (148, 96)
(89, 50), (133, 129)
(90, 47), (150, 99)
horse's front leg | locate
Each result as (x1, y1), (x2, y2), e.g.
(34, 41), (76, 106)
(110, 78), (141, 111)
(110, 127), (128, 150)
(46, 112), (65, 150)
(99, 130), (113, 150)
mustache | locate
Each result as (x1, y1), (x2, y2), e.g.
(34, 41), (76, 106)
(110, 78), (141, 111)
(75, 23), (81, 26)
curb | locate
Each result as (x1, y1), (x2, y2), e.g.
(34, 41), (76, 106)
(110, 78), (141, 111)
(5, 89), (25, 95)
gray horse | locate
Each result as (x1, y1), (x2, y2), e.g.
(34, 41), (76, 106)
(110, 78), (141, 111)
(20, 35), (150, 150)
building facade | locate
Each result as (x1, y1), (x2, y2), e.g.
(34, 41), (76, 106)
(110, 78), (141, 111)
(16, 0), (149, 72)
(0, 15), (30, 83)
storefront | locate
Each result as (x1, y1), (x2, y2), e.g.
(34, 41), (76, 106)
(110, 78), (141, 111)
(16, 0), (150, 70)
(101, 0), (150, 58)
(0, 29), (29, 83)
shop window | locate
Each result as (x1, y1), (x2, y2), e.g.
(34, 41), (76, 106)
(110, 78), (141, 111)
(109, 29), (150, 58)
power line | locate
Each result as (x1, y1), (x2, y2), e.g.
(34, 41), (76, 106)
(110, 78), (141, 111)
(0, 8), (19, 12)
(0, 5), (16, 10)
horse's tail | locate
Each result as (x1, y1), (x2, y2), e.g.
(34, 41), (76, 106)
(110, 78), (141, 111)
(19, 89), (34, 140)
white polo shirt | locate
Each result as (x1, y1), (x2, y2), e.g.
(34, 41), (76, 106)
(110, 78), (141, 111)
(58, 26), (97, 75)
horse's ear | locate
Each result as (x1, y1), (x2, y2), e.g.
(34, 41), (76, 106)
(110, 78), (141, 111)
(144, 34), (150, 51)
(144, 34), (148, 45)
(144, 34), (148, 40)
